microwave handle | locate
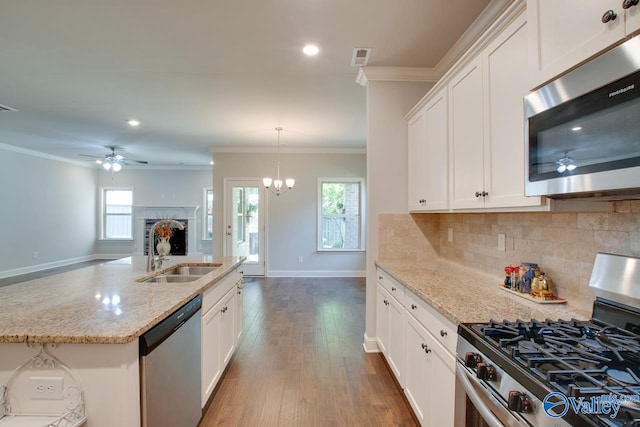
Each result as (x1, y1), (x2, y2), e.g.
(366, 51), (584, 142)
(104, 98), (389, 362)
(456, 362), (514, 427)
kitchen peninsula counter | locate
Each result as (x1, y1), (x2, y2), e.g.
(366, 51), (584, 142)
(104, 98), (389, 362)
(0, 255), (245, 344)
(375, 259), (591, 325)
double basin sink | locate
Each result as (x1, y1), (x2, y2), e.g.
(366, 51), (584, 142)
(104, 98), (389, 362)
(138, 263), (222, 284)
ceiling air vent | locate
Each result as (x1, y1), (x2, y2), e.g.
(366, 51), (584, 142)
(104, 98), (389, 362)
(351, 48), (371, 67)
(0, 104), (17, 112)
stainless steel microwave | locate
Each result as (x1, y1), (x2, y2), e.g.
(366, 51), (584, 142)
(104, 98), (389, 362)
(525, 35), (640, 199)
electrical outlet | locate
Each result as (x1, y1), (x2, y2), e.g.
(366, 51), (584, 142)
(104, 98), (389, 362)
(29, 376), (63, 400)
(448, 228), (453, 243)
(298, 256), (303, 263)
(498, 233), (506, 252)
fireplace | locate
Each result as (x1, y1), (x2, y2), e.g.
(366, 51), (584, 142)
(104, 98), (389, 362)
(133, 206), (200, 256)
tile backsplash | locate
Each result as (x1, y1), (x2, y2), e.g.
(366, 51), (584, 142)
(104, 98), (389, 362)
(378, 201), (640, 313)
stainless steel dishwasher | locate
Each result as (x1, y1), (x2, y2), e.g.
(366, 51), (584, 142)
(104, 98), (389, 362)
(139, 294), (202, 427)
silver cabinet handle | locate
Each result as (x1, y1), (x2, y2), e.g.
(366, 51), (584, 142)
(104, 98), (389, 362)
(411, 304), (417, 310)
(383, 300), (389, 306)
(440, 330), (447, 337)
(391, 286), (397, 292)
(421, 343), (431, 354)
(378, 276), (383, 280)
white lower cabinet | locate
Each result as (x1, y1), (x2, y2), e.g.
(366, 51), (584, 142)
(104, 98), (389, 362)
(376, 268), (458, 426)
(404, 314), (456, 427)
(201, 268), (243, 407)
(376, 283), (405, 385)
(235, 280), (243, 342)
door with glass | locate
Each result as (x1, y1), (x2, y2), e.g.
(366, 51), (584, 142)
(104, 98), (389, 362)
(224, 180), (265, 276)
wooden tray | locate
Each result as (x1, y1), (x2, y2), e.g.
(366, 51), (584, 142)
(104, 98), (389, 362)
(498, 284), (567, 304)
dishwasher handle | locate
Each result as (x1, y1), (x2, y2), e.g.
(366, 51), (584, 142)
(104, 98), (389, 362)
(139, 294), (202, 356)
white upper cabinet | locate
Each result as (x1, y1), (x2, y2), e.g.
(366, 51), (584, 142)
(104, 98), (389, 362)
(408, 107), (429, 211)
(449, 13), (543, 210)
(483, 14), (542, 209)
(528, 0), (640, 89)
(449, 57), (485, 210)
(407, 88), (448, 212)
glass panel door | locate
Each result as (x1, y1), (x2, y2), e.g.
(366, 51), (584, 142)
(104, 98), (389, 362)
(225, 180), (264, 276)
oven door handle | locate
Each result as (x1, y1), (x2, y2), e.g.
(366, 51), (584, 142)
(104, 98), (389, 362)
(457, 362), (532, 427)
(456, 363), (505, 427)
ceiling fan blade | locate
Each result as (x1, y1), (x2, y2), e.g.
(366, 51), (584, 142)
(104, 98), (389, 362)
(128, 159), (148, 164)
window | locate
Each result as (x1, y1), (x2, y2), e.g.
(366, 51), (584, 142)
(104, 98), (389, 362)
(317, 178), (365, 251)
(204, 188), (213, 240)
(102, 188), (133, 239)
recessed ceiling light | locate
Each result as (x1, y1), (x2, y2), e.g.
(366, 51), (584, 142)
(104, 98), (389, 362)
(303, 44), (319, 56)
(210, 161), (214, 165)
(571, 126), (582, 131)
(127, 119), (140, 127)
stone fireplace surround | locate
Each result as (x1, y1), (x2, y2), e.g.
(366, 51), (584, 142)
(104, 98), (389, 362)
(133, 206), (199, 256)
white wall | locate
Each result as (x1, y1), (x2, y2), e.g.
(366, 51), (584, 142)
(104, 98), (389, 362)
(364, 80), (433, 349)
(212, 152), (366, 276)
(95, 168), (213, 256)
(0, 145), (98, 276)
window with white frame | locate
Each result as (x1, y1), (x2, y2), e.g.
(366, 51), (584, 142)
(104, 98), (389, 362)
(317, 178), (365, 251)
(102, 188), (133, 239)
(204, 188), (213, 240)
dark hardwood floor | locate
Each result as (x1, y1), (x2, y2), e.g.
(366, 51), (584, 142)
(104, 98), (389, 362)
(200, 277), (418, 427)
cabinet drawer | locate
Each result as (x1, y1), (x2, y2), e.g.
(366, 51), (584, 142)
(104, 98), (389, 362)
(202, 269), (239, 313)
(376, 268), (405, 306)
(405, 289), (457, 355)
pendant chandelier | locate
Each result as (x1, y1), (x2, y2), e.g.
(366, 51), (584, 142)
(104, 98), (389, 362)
(263, 127), (295, 196)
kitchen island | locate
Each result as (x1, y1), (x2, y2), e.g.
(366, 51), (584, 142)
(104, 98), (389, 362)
(0, 255), (244, 427)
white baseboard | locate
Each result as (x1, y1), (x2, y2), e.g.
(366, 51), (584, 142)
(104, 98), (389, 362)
(362, 332), (381, 353)
(0, 254), (121, 279)
(266, 270), (365, 278)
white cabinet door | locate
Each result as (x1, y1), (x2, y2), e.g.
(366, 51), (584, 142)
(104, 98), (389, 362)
(387, 291), (405, 386)
(404, 314), (431, 425)
(449, 56), (485, 209)
(376, 283), (404, 386)
(408, 107), (428, 211)
(376, 284), (389, 355)
(429, 335), (456, 427)
(423, 89), (448, 211)
(527, 0), (625, 89)
(484, 14), (542, 209)
(220, 288), (236, 366)
(201, 298), (223, 407)
(235, 281), (243, 343)
(404, 314), (455, 427)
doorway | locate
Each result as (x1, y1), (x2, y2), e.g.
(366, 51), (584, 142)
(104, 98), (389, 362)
(224, 180), (265, 276)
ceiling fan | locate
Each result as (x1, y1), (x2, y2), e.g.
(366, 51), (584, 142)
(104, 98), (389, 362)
(80, 146), (148, 172)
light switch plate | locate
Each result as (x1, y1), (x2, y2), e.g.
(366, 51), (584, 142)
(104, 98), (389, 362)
(498, 233), (506, 251)
(448, 228), (453, 242)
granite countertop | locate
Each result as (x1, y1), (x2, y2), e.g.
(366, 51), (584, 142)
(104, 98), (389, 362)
(0, 255), (245, 344)
(375, 259), (591, 325)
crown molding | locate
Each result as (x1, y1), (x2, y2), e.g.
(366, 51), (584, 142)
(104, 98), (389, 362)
(355, 66), (439, 86)
(209, 145), (366, 154)
(0, 142), (92, 168)
(434, 0), (519, 76)
(355, 0), (521, 87)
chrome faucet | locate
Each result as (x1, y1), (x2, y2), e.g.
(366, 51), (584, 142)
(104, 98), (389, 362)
(147, 219), (185, 272)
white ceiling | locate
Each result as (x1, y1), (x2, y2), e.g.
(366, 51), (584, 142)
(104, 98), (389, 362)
(0, 0), (500, 167)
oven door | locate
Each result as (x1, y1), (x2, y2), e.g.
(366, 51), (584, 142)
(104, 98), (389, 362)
(456, 362), (531, 427)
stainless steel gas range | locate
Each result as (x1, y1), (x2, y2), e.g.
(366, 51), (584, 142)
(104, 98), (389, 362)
(457, 253), (640, 427)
